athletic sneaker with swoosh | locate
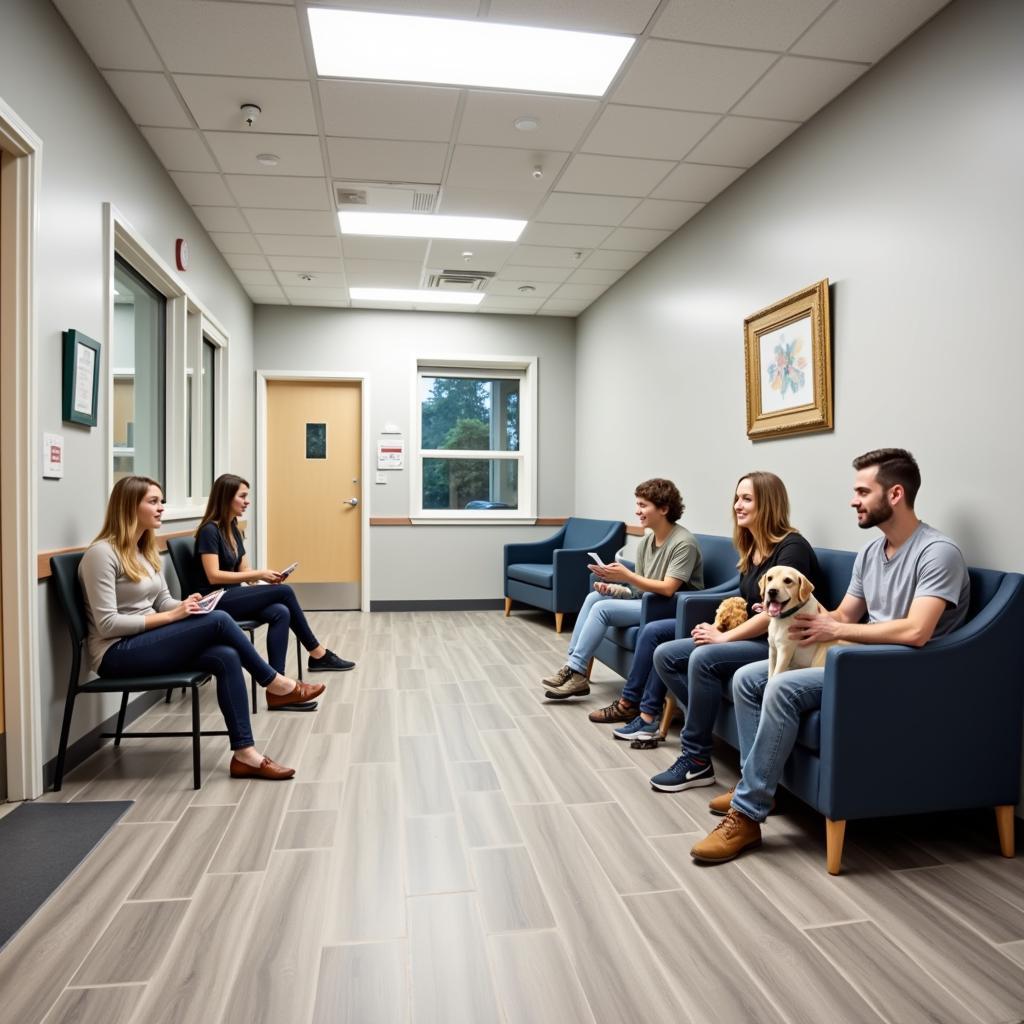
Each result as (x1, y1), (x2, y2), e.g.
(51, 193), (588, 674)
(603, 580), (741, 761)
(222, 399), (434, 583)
(650, 752), (715, 793)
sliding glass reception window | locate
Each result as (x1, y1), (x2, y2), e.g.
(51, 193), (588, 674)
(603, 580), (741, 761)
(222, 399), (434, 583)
(417, 365), (530, 515)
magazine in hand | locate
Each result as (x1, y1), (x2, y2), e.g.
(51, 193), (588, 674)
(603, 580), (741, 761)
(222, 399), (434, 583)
(279, 561), (299, 579)
(192, 589), (225, 614)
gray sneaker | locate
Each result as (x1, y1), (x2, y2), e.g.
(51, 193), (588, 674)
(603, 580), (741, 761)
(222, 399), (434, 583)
(541, 664), (574, 688)
(544, 671), (590, 700)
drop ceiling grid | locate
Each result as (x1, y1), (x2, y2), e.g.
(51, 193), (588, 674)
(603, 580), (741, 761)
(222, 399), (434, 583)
(52, 0), (951, 314)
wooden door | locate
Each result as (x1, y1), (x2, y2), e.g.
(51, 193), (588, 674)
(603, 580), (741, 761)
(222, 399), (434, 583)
(266, 380), (361, 609)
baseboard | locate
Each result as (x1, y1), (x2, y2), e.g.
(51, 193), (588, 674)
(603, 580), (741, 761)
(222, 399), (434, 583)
(42, 690), (165, 791)
(370, 599), (505, 612)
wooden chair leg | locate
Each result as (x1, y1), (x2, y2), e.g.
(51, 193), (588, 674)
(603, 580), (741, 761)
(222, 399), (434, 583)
(825, 818), (846, 875)
(554, 612), (564, 633)
(504, 597), (512, 617)
(995, 805), (1015, 858)
(113, 692), (129, 747)
(658, 695), (677, 739)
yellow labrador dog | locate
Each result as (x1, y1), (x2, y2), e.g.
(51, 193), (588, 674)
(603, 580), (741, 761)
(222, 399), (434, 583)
(759, 566), (839, 677)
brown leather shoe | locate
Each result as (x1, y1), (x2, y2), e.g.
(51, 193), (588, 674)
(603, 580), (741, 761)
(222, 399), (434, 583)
(691, 808), (762, 863)
(229, 755), (296, 780)
(588, 699), (638, 723)
(266, 680), (325, 710)
(708, 789), (776, 816)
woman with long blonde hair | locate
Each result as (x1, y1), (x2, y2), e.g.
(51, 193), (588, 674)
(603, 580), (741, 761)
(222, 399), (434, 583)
(79, 475), (326, 780)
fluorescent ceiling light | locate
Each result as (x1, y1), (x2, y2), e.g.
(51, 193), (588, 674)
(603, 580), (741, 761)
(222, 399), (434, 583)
(340, 211), (526, 242)
(308, 8), (634, 96)
(350, 288), (484, 306)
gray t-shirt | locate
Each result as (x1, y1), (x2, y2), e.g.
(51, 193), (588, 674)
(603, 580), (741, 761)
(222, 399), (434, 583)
(632, 523), (703, 597)
(847, 522), (969, 640)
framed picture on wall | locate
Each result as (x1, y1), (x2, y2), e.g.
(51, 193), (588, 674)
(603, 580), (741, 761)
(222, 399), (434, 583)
(62, 329), (101, 428)
(743, 279), (832, 441)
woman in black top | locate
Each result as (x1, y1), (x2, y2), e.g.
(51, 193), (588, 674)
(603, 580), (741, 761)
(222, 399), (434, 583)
(194, 474), (355, 677)
(648, 471), (820, 793)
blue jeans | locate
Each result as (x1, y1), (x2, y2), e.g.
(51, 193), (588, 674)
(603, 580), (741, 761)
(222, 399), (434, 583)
(730, 660), (825, 822)
(98, 610), (278, 751)
(566, 591), (643, 674)
(621, 618), (676, 715)
(653, 637), (769, 760)
(217, 584), (319, 674)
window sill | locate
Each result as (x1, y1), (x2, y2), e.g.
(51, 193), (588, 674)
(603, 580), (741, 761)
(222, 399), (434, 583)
(161, 504), (207, 523)
(409, 515), (537, 526)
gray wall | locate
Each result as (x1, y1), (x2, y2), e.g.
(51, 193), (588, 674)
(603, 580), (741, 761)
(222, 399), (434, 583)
(574, 0), (1023, 573)
(1, 0), (255, 763)
(254, 306), (576, 600)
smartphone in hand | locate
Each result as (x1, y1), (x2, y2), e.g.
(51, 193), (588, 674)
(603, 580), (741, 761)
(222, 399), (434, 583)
(278, 561), (299, 580)
(587, 552), (606, 566)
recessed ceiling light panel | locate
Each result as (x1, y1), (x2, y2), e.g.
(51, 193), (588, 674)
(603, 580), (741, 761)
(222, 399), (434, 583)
(350, 287), (484, 306)
(339, 211), (526, 242)
(308, 9), (634, 96)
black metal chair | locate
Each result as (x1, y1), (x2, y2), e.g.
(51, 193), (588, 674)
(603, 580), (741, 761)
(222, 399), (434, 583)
(50, 551), (225, 791)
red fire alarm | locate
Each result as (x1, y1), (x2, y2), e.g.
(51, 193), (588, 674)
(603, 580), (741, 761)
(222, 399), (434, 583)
(175, 237), (190, 272)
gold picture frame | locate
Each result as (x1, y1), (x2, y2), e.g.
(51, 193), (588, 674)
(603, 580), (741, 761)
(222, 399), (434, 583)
(744, 279), (832, 441)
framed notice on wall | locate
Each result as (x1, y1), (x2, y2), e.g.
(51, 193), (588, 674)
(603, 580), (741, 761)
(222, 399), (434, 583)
(62, 330), (101, 427)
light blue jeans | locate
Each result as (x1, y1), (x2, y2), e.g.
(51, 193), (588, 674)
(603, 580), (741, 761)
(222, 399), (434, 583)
(730, 660), (825, 822)
(565, 590), (642, 673)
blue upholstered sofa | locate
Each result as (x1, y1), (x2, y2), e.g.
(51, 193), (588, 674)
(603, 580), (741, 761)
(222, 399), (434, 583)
(504, 517), (625, 633)
(668, 542), (1024, 874)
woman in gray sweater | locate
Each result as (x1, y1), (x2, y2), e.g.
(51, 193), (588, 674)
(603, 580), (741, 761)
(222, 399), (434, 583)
(79, 475), (324, 780)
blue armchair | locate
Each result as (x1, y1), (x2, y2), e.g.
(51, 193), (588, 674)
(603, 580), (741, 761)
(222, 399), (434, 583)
(504, 517), (626, 633)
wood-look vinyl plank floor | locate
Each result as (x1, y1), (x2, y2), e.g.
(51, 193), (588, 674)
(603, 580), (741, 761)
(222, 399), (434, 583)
(471, 845), (555, 932)
(435, 704), (488, 762)
(397, 690), (439, 735)
(457, 788), (521, 848)
(595, 766), (703, 836)
(399, 734), (455, 816)
(276, 808), (339, 849)
(206, 777), (292, 874)
(480, 729), (559, 805)
(311, 941), (409, 1024)
(405, 814), (472, 896)
(42, 985), (145, 1024)
(448, 760), (501, 792)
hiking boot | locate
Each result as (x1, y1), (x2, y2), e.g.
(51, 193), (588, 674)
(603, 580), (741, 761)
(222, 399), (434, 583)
(690, 808), (762, 863)
(650, 752), (715, 792)
(588, 699), (638, 724)
(544, 671), (591, 700)
(613, 715), (661, 741)
(541, 664), (574, 689)
(708, 789), (776, 816)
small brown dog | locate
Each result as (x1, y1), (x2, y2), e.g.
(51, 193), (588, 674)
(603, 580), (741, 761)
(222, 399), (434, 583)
(714, 596), (749, 631)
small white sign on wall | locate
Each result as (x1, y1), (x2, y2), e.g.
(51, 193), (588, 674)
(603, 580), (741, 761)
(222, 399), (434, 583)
(43, 432), (65, 478)
(377, 437), (404, 470)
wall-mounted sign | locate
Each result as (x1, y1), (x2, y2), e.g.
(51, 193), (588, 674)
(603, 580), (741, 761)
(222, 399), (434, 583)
(377, 437), (404, 470)
(62, 329), (100, 427)
(306, 422), (327, 459)
(43, 432), (65, 479)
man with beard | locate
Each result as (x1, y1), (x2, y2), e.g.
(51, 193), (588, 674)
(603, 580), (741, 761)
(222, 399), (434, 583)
(690, 448), (970, 864)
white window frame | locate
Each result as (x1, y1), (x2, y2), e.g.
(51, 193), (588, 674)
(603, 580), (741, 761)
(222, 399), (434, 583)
(106, 204), (228, 519)
(411, 356), (537, 524)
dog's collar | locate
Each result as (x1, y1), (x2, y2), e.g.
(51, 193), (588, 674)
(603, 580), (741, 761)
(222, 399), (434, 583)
(775, 602), (804, 619)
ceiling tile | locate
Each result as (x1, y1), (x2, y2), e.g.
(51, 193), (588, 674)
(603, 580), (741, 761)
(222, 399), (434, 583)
(506, 246), (588, 268)
(479, 294), (546, 313)
(485, 279), (561, 298)
(791, 0), (951, 62)
(234, 269), (278, 286)
(437, 188), (544, 220)
(583, 249), (645, 270)
(53, 0), (161, 70)
(243, 209), (337, 235)
(495, 264), (572, 283)
(193, 206), (249, 233)
(170, 171), (234, 205)
(174, 76), (317, 134)
(622, 198), (703, 230)
(344, 260), (424, 288)
(320, 81), (459, 142)
(733, 56), (868, 120)
(540, 300), (586, 315)
(101, 71), (191, 127)
(281, 272), (347, 289)
(205, 132), (324, 176)
(650, 162), (743, 202)
(553, 283), (608, 302)
(256, 235), (342, 257)
(479, 306), (537, 316)
(538, 192), (639, 225)
(140, 127), (217, 172)
(132, 0), (307, 77)
(245, 285), (288, 303)
(323, 0), (478, 13)
(457, 92), (600, 151)
(567, 267), (624, 285)
(686, 116), (800, 167)
(447, 146), (569, 193)
(266, 255), (345, 273)
(519, 223), (612, 248)
(342, 237), (429, 261)
(612, 40), (777, 112)
(581, 106), (719, 161)
(209, 232), (262, 254)
(226, 175), (331, 210)
(327, 139), (448, 184)
(653, 0), (832, 50)
(223, 252), (270, 271)
(282, 288), (350, 304)
(425, 240), (515, 270)
(601, 226), (672, 251)
(486, 0), (660, 33)
(556, 154), (674, 197)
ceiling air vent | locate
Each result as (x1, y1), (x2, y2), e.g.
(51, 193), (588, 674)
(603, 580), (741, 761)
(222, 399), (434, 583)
(334, 180), (438, 213)
(425, 269), (495, 292)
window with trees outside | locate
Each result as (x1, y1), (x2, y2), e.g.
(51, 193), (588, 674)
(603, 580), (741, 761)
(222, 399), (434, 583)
(414, 360), (536, 520)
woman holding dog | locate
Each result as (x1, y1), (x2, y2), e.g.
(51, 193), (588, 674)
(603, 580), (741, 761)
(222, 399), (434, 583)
(193, 473), (354, 677)
(646, 471), (821, 793)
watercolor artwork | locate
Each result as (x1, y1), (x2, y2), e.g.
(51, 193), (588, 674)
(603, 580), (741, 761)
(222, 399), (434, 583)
(758, 314), (815, 414)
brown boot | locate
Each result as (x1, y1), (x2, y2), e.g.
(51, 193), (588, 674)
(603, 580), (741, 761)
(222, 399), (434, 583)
(690, 808), (762, 863)
(588, 698), (637, 723)
(708, 789), (776, 816)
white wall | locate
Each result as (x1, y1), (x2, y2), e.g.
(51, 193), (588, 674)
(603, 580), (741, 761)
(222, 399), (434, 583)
(0, 0), (255, 765)
(574, 0), (1023, 573)
(254, 306), (576, 601)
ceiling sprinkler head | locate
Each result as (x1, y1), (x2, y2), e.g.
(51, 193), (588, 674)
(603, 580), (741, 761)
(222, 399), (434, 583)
(256, 152), (279, 167)
(517, 285), (536, 294)
(240, 103), (262, 128)
(298, 272), (315, 282)
(531, 165), (544, 180)
(462, 250), (474, 262)
(514, 115), (541, 132)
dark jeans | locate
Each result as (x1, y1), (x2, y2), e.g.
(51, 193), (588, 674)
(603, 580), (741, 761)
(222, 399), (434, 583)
(99, 610), (277, 750)
(620, 618), (677, 715)
(216, 584), (319, 674)
(653, 637), (769, 760)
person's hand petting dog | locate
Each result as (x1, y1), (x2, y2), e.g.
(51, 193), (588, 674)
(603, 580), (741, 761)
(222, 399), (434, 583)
(790, 609), (844, 645)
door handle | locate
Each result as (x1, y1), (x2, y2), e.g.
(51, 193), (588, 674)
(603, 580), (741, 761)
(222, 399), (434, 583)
(343, 497), (359, 507)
